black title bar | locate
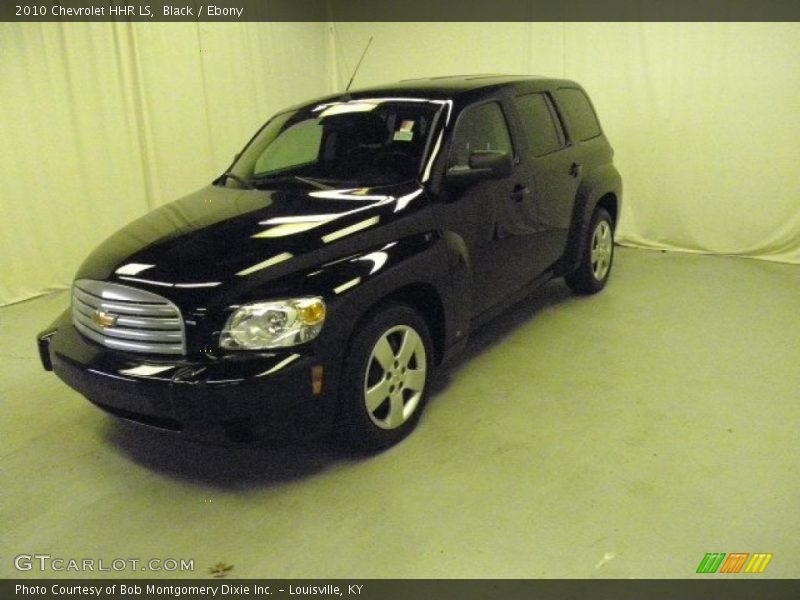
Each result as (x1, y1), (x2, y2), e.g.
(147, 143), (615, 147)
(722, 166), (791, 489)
(3, 579), (800, 600)
(3, 0), (800, 22)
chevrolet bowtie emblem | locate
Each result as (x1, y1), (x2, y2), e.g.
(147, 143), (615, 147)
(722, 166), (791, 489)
(92, 310), (118, 328)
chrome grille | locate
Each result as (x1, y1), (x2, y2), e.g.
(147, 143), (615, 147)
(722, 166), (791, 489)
(71, 279), (186, 355)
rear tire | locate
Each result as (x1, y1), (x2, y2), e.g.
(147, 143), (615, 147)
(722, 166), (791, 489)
(338, 303), (433, 452)
(565, 207), (614, 294)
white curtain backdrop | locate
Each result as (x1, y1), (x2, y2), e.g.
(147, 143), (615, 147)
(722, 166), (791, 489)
(0, 22), (331, 305)
(1, 22), (798, 305)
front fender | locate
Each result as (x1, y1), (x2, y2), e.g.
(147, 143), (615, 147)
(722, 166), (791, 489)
(308, 231), (471, 367)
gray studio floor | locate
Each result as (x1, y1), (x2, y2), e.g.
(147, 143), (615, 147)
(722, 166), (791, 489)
(1, 247), (798, 579)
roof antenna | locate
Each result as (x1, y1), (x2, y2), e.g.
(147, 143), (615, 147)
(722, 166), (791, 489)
(344, 36), (373, 96)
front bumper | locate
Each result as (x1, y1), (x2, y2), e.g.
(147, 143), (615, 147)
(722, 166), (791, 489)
(38, 311), (339, 442)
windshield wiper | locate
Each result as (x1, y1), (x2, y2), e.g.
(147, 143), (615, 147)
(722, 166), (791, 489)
(293, 176), (334, 190)
(251, 174), (336, 190)
(220, 171), (255, 190)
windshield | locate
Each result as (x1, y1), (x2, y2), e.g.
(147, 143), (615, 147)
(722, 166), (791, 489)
(225, 99), (443, 188)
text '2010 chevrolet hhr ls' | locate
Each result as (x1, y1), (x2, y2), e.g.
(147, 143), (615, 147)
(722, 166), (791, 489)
(37, 75), (622, 451)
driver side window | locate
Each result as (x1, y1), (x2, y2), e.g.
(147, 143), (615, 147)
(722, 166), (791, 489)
(449, 102), (513, 167)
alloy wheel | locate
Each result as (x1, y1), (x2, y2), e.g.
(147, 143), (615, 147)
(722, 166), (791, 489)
(590, 220), (613, 281)
(363, 325), (427, 430)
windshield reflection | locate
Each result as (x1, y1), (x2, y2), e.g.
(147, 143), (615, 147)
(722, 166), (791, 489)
(226, 99), (444, 189)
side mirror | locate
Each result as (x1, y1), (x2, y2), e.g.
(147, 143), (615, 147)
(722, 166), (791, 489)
(445, 150), (512, 186)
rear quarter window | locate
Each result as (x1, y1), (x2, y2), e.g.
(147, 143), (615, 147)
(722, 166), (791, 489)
(555, 88), (602, 142)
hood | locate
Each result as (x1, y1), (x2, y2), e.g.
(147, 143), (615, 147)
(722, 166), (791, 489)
(75, 181), (429, 298)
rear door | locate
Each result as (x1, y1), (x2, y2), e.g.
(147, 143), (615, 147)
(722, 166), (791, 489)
(509, 91), (581, 274)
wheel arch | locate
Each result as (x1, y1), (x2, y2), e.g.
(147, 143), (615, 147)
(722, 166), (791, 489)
(340, 282), (447, 368)
(562, 164), (622, 274)
(595, 192), (619, 228)
(375, 283), (447, 366)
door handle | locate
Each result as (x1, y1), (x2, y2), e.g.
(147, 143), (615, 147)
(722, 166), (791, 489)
(510, 184), (530, 202)
(569, 162), (583, 178)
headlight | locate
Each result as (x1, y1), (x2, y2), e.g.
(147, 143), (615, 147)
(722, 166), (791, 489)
(219, 297), (326, 350)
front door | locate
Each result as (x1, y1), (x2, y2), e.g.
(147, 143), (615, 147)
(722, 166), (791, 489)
(434, 99), (536, 316)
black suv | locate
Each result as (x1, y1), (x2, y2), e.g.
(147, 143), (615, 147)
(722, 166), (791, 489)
(37, 75), (621, 451)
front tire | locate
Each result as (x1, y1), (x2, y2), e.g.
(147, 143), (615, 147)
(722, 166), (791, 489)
(338, 304), (433, 452)
(565, 207), (615, 294)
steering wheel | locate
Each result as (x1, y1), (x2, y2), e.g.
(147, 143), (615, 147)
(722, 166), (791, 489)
(371, 150), (416, 173)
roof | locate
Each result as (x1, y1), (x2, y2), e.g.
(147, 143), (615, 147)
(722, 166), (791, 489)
(282, 74), (575, 114)
(357, 74), (545, 94)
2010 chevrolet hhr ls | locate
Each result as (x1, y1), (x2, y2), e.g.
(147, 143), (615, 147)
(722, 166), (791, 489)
(38, 75), (622, 451)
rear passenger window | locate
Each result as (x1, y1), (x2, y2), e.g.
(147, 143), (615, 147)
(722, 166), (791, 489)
(449, 102), (513, 167)
(513, 93), (563, 156)
(555, 88), (602, 141)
